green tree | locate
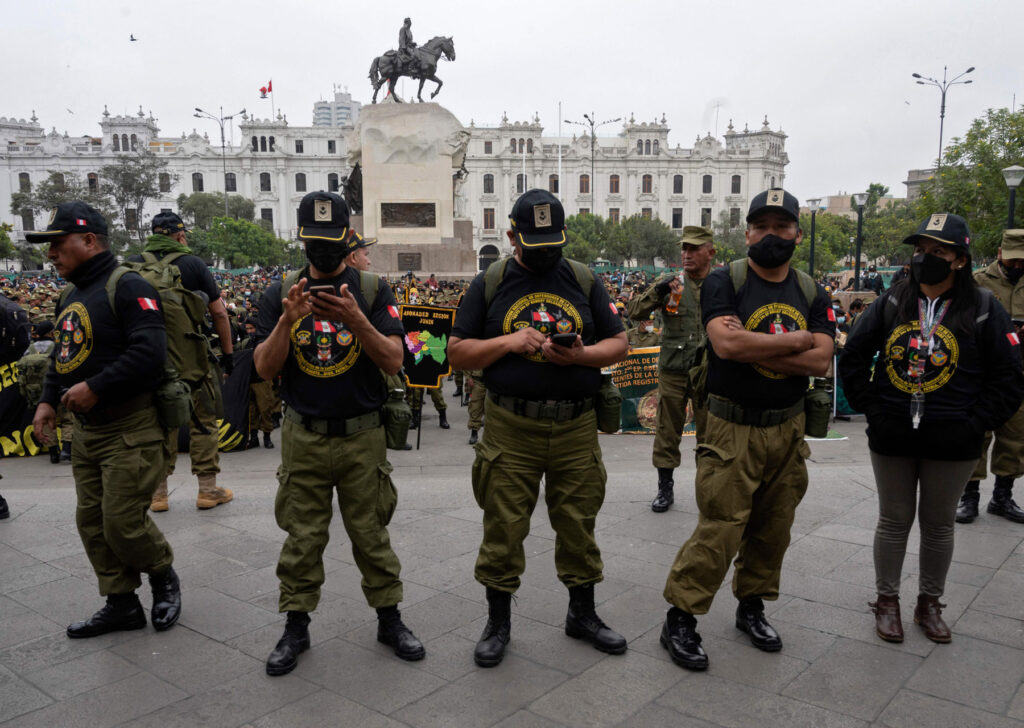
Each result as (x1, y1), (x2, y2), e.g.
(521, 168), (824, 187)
(0, 223), (16, 261)
(176, 192), (255, 230)
(10, 170), (115, 225)
(99, 152), (176, 247)
(711, 210), (747, 263)
(619, 215), (679, 267)
(915, 107), (1024, 258)
(792, 211), (856, 278)
(206, 217), (288, 268)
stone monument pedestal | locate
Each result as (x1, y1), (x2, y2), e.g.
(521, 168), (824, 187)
(350, 102), (475, 275)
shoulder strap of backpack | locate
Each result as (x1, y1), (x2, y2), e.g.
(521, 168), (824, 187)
(58, 283), (75, 311)
(160, 251), (188, 267)
(141, 251), (158, 264)
(727, 258), (748, 294)
(359, 270), (379, 311)
(280, 269), (304, 303)
(728, 258), (816, 307)
(566, 259), (594, 299)
(793, 269), (818, 308)
(102, 266), (132, 322)
(483, 257), (512, 307)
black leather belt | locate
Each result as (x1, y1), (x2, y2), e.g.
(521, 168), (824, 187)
(708, 395), (803, 427)
(487, 392), (594, 422)
(76, 391), (154, 427)
(284, 405), (381, 436)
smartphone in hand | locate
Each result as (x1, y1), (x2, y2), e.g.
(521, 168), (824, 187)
(550, 333), (577, 348)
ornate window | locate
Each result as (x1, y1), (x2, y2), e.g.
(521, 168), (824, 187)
(251, 136), (259, 152)
(642, 174), (653, 194)
(641, 207), (652, 220)
(644, 140), (651, 155)
(88, 173), (98, 191)
(158, 173), (171, 193)
(730, 207), (741, 228)
(548, 174), (559, 193)
(192, 172), (204, 192)
(608, 208), (620, 224)
(130, 134), (138, 151)
(112, 135), (120, 152)
(731, 175), (741, 194)
(483, 173), (494, 194)
(224, 173), (237, 192)
(526, 138), (533, 153)
(18, 172), (30, 193)
(260, 136), (267, 152)
(516, 173), (527, 194)
(653, 140), (659, 154)
(295, 140), (304, 154)
(673, 175), (683, 194)
(579, 174), (590, 194)
(484, 141), (493, 155)
(260, 172), (272, 192)
(609, 174), (620, 194)
(672, 209), (682, 229)
(483, 208), (495, 230)
(702, 175), (712, 194)
(701, 208), (712, 227)
(636, 140), (643, 155)
(295, 173), (306, 192)
(328, 173), (339, 192)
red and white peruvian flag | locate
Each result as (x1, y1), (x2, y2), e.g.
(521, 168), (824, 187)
(388, 305), (399, 318)
(533, 310), (553, 325)
(826, 307), (836, 322)
(608, 303), (618, 315)
(314, 320), (335, 333)
(1008, 332), (1020, 346)
(137, 297), (159, 311)
(75, 218), (87, 226)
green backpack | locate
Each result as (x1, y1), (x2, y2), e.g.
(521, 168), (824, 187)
(688, 259), (819, 406)
(16, 346), (53, 407)
(59, 251), (212, 384)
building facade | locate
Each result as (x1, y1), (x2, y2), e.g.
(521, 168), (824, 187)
(2, 103), (790, 272)
(312, 89), (362, 127)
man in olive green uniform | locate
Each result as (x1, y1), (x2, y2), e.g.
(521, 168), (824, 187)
(407, 384), (449, 428)
(30, 201), (180, 638)
(466, 368), (485, 444)
(626, 226), (715, 512)
(626, 314), (661, 348)
(957, 229), (1024, 524)
(449, 189), (629, 667)
(660, 190), (835, 671)
(254, 191), (423, 676)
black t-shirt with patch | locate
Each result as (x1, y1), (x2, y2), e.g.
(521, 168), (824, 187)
(254, 266), (404, 419)
(452, 258), (624, 400)
(702, 264), (835, 410)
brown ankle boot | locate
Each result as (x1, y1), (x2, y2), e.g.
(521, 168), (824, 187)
(150, 479), (169, 512)
(196, 475), (233, 510)
(869, 594), (903, 642)
(914, 594), (951, 643)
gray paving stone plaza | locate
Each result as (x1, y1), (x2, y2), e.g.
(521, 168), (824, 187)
(1, 380), (1022, 727)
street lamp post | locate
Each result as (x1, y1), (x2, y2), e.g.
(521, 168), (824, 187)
(806, 198), (821, 278)
(1002, 165), (1024, 228)
(194, 106), (246, 217)
(852, 192), (868, 291)
(567, 112), (621, 214)
(911, 66), (974, 167)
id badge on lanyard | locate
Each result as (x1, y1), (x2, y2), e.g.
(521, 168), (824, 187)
(909, 298), (949, 430)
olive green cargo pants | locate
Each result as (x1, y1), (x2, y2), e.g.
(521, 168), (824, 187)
(407, 385), (446, 412)
(274, 418), (402, 612)
(664, 410), (809, 614)
(249, 380), (276, 434)
(472, 400), (606, 593)
(652, 368), (707, 469)
(165, 374), (220, 477)
(971, 400), (1024, 480)
(72, 406), (174, 595)
(467, 374), (486, 431)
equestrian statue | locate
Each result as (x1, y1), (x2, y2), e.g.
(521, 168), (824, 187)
(369, 18), (456, 103)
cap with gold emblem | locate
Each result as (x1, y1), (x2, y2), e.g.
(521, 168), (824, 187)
(508, 189), (567, 248)
(902, 212), (971, 253)
(746, 188), (800, 224)
(25, 201), (108, 242)
(680, 225), (714, 247)
(297, 191), (349, 242)
(1001, 229), (1024, 260)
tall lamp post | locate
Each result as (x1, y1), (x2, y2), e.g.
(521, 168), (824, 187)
(194, 106), (246, 217)
(567, 112), (621, 214)
(806, 198), (821, 278)
(1002, 165), (1024, 228)
(852, 192), (868, 291)
(911, 66), (974, 167)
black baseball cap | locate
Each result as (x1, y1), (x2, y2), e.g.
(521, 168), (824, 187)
(152, 211), (187, 235)
(746, 188), (800, 223)
(297, 191), (349, 242)
(509, 189), (567, 248)
(347, 230), (378, 251)
(25, 201), (108, 242)
(902, 213), (971, 254)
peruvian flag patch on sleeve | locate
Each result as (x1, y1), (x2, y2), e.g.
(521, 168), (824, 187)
(608, 303), (618, 315)
(1008, 332), (1020, 346)
(137, 297), (159, 311)
(388, 305), (400, 318)
(827, 307), (836, 322)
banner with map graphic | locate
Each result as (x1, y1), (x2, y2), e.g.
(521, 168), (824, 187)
(400, 304), (455, 388)
(604, 346), (696, 435)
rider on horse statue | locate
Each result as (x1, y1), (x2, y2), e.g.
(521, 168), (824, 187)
(398, 18), (417, 73)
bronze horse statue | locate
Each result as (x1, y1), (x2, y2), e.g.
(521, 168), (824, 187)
(369, 36), (455, 103)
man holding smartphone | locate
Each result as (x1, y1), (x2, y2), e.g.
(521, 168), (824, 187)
(449, 189), (629, 667)
(254, 191), (424, 676)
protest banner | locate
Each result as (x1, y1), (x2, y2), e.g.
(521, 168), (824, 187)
(400, 304), (455, 388)
(604, 346), (696, 435)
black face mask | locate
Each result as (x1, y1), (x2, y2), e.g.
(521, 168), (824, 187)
(748, 234), (796, 268)
(305, 240), (347, 274)
(911, 252), (953, 285)
(1001, 261), (1024, 284)
(520, 246), (563, 274)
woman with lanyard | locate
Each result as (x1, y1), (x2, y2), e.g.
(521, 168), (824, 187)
(839, 213), (1024, 644)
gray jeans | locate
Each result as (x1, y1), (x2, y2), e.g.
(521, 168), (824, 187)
(870, 452), (978, 597)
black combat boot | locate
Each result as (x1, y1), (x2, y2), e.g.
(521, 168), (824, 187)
(956, 480), (980, 523)
(60, 442), (72, 462)
(565, 583), (627, 654)
(0, 493), (8, 520)
(266, 611), (311, 676)
(735, 596), (782, 651)
(248, 432), (260, 450)
(474, 588), (512, 667)
(67, 592), (147, 638)
(376, 606), (425, 661)
(149, 566), (181, 631)
(438, 410), (450, 429)
(263, 431), (274, 449)
(453, 385), (463, 397)
(49, 446), (61, 464)
(651, 468), (674, 513)
(468, 429), (478, 445)
(409, 411), (420, 430)
(988, 475), (1024, 523)
(660, 606), (707, 670)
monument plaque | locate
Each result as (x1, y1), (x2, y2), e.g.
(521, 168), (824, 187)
(381, 202), (437, 228)
(397, 253), (422, 270)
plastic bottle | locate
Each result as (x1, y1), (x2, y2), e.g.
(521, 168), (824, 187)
(664, 274), (685, 314)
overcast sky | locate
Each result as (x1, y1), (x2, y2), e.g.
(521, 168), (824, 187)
(3, 0), (1020, 205)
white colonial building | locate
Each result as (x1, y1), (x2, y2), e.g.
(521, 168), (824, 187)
(1, 101), (789, 272)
